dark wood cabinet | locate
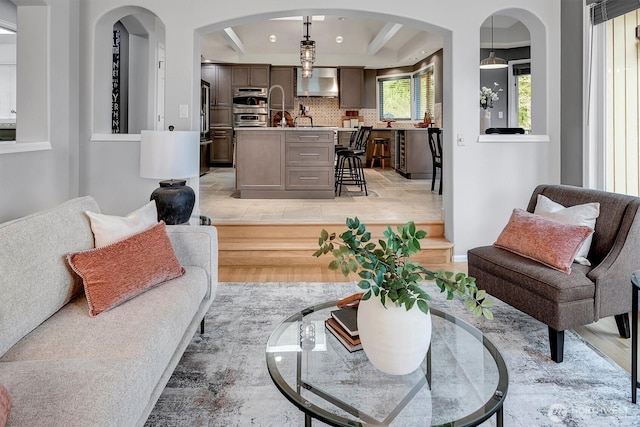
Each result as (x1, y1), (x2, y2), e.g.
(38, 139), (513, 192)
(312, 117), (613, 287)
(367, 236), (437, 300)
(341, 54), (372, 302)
(203, 63), (232, 165)
(339, 68), (364, 109)
(232, 64), (270, 87)
(269, 67), (295, 110)
(394, 130), (433, 179)
(202, 64), (231, 107)
(202, 64), (232, 127)
(209, 128), (233, 164)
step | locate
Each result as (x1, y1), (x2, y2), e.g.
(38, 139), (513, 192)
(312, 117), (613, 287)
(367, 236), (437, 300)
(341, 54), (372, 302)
(213, 222), (453, 268)
(213, 221), (444, 240)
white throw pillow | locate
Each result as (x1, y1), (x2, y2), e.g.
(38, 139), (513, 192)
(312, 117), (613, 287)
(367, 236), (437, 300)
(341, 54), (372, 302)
(85, 201), (158, 247)
(533, 194), (600, 266)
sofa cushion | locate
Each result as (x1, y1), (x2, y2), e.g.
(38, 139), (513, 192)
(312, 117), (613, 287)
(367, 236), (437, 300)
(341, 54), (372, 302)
(0, 196), (99, 357)
(0, 266), (208, 426)
(86, 201), (158, 247)
(0, 383), (10, 427)
(494, 209), (593, 274)
(534, 194), (599, 266)
(68, 222), (185, 316)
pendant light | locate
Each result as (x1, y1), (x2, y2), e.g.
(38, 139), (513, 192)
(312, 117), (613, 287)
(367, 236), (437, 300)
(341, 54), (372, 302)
(300, 16), (315, 78)
(480, 16), (507, 69)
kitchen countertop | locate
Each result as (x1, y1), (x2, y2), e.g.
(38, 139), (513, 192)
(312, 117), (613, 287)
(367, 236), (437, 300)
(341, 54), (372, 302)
(234, 127), (430, 131)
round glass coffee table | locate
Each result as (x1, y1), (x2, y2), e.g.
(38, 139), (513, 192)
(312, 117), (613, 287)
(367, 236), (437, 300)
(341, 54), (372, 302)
(266, 300), (508, 427)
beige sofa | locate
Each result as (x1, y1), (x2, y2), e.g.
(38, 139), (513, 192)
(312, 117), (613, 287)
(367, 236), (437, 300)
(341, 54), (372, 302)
(0, 196), (218, 426)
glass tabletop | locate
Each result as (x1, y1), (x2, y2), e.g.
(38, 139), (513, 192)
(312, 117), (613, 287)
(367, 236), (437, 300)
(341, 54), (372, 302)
(266, 300), (509, 427)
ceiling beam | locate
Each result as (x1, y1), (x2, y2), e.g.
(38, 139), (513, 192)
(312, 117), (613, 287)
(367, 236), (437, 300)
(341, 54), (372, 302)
(222, 27), (245, 54)
(368, 23), (403, 56)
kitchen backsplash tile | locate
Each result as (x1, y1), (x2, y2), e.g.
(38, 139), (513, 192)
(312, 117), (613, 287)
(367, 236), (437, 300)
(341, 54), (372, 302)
(292, 97), (422, 129)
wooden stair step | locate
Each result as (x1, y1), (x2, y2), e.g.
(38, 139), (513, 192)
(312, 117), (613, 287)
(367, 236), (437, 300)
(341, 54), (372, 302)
(213, 221), (451, 267)
(213, 221), (444, 240)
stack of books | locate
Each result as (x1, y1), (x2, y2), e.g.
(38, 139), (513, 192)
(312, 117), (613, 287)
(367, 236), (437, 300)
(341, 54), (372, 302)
(325, 306), (362, 352)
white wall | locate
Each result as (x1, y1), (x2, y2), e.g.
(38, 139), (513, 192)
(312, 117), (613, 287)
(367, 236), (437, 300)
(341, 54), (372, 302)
(1, 0), (562, 260)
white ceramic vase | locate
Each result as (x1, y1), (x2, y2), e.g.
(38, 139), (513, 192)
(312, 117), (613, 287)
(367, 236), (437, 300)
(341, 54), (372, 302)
(480, 109), (491, 134)
(357, 295), (432, 375)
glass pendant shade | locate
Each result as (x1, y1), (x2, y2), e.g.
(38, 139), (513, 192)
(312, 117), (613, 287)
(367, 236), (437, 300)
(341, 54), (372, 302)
(300, 40), (315, 63)
(480, 51), (508, 69)
(480, 16), (508, 69)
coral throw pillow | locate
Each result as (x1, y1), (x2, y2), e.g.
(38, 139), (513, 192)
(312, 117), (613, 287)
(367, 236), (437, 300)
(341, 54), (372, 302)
(533, 194), (600, 266)
(86, 200), (158, 247)
(67, 222), (185, 316)
(0, 383), (10, 427)
(494, 209), (594, 274)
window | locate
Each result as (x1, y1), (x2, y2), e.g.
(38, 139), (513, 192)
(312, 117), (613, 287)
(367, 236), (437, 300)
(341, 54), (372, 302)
(413, 66), (435, 121)
(0, 22), (17, 142)
(377, 65), (434, 122)
(604, 9), (640, 195)
(508, 61), (531, 131)
(378, 76), (411, 121)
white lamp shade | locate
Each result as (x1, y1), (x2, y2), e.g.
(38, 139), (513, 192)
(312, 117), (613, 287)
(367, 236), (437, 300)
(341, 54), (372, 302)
(140, 130), (199, 179)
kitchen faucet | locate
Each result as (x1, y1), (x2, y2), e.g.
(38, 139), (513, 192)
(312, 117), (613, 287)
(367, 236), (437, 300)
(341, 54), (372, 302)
(268, 84), (286, 128)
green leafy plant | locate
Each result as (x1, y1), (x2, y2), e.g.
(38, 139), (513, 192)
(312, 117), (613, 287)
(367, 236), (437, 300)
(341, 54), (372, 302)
(313, 217), (493, 319)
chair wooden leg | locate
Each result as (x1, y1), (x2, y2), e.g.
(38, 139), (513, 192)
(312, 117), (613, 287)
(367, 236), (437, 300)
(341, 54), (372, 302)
(431, 162), (436, 191)
(549, 327), (564, 363)
(615, 313), (631, 338)
(438, 167), (442, 195)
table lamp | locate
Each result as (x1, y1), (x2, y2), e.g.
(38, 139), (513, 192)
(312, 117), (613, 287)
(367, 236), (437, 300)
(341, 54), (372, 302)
(140, 128), (199, 225)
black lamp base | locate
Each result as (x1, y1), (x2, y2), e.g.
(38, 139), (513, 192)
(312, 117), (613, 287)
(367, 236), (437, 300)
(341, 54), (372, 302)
(150, 179), (195, 225)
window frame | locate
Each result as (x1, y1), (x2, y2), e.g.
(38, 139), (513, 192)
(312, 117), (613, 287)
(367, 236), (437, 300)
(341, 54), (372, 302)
(376, 65), (435, 122)
(508, 59), (532, 130)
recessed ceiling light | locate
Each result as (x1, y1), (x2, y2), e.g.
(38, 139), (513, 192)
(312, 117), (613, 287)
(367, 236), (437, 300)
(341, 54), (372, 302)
(335, 36), (343, 44)
(269, 34), (277, 43)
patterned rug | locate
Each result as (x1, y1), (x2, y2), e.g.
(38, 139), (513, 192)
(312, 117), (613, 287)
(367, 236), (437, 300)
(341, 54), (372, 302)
(145, 282), (640, 426)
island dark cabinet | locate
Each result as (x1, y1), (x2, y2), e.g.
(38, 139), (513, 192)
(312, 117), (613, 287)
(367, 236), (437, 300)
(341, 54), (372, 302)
(235, 129), (334, 199)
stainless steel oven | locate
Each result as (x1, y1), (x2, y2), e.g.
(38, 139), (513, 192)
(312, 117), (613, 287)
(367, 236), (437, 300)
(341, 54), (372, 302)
(233, 87), (268, 127)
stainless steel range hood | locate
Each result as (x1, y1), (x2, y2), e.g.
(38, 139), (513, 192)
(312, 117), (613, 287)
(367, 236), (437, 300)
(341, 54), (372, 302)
(296, 67), (339, 97)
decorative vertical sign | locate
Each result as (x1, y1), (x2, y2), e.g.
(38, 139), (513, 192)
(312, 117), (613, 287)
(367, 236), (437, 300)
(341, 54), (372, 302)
(112, 30), (121, 133)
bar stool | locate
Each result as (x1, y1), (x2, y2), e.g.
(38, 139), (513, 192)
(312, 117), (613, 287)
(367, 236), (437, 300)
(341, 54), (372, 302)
(370, 137), (391, 169)
(335, 127), (372, 196)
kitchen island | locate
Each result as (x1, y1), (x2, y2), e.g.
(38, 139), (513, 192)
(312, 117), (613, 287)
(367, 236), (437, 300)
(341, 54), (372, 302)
(235, 128), (336, 199)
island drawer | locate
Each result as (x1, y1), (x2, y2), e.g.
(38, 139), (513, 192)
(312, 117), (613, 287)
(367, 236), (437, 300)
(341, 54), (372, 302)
(285, 131), (334, 143)
(286, 143), (333, 166)
(285, 167), (333, 190)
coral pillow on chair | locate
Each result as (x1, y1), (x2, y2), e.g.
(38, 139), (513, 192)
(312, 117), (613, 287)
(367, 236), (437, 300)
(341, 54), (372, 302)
(533, 194), (599, 266)
(67, 222), (185, 316)
(494, 209), (594, 274)
(0, 383), (11, 427)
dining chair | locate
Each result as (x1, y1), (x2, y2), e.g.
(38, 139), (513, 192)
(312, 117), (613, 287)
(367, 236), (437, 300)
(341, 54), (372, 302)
(428, 127), (442, 195)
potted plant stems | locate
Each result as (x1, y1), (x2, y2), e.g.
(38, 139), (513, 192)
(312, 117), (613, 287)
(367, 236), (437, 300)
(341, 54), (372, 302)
(313, 217), (493, 375)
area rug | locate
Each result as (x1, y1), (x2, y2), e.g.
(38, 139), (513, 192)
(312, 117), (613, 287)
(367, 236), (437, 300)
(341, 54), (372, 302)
(145, 282), (640, 426)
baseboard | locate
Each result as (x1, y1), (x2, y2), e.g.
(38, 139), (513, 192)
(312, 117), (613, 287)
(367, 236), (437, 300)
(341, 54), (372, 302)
(452, 254), (468, 263)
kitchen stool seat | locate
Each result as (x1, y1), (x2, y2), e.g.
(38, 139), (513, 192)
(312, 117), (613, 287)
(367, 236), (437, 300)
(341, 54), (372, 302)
(335, 127), (372, 196)
(370, 137), (391, 169)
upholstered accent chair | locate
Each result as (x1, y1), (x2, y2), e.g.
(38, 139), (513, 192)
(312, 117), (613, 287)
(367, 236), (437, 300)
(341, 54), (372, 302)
(468, 184), (640, 362)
